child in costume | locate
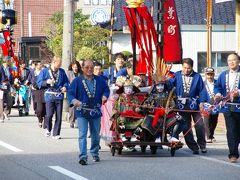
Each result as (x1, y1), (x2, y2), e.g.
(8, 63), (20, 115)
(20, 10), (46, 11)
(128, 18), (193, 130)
(142, 61), (184, 143)
(111, 76), (144, 142)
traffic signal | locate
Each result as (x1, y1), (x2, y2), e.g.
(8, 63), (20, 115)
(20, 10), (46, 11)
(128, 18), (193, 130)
(0, 9), (17, 26)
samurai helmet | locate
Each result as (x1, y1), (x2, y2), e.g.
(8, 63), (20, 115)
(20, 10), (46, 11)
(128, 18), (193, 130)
(152, 58), (171, 85)
(116, 76), (127, 87)
(126, 0), (144, 8)
(131, 75), (142, 87)
(124, 79), (134, 87)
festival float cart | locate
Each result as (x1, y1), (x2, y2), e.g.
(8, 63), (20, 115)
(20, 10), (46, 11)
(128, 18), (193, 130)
(100, 0), (183, 156)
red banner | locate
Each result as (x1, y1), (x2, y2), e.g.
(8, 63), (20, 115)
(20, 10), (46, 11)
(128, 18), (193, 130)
(163, 0), (182, 63)
(1, 30), (19, 67)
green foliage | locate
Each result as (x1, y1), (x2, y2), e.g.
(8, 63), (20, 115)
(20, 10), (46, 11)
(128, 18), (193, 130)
(43, 9), (110, 64)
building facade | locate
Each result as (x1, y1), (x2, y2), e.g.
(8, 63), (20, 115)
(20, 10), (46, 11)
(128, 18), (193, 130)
(77, 0), (236, 74)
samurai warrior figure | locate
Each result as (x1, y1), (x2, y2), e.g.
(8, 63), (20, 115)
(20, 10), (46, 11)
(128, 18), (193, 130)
(142, 62), (184, 144)
(111, 76), (144, 142)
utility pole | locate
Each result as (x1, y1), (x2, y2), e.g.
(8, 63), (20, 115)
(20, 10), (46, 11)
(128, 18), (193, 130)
(20, 0), (24, 37)
(62, 0), (74, 121)
(236, 0), (240, 53)
(207, 0), (212, 67)
(62, 0), (74, 70)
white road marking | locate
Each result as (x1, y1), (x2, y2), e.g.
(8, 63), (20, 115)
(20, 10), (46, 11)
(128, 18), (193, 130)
(49, 166), (89, 180)
(200, 156), (240, 168)
(181, 150), (240, 168)
(0, 140), (23, 152)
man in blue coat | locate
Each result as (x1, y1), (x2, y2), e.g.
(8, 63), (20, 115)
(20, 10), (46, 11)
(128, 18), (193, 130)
(68, 59), (110, 165)
(169, 58), (207, 154)
(103, 52), (125, 85)
(214, 53), (240, 163)
(0, 56), (13, 122)
(37, 56), (69, 139)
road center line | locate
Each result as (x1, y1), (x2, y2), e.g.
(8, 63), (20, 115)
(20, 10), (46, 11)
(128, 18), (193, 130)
(0, 140), (23, 152)
(199, 156), (240, 168)
(180, 149), (240, 168)
(49, 166), (89, 180)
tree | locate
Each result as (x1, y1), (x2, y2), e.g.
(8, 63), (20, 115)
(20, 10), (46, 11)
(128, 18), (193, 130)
(43, 10), (109, 63)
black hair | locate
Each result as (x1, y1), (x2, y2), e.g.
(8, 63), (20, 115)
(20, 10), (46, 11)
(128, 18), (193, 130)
(68, 60), (82, 74)
(113, 52), (125, 61)
(182, 58), (194, 67)
(94, 61), (102, 68)
(229, 53), (240, 60)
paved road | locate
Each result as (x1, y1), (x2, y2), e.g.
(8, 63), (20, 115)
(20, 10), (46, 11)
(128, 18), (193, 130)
(0, 110), (239, 180)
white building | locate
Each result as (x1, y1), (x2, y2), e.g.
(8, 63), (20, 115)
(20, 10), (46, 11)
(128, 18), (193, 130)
(77, 0), (236, 74)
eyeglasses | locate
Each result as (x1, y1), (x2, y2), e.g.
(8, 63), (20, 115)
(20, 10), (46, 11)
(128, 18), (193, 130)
(84, 66), (93, 69)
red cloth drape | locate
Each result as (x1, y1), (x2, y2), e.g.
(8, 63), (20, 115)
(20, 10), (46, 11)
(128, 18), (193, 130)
(163, 0), (182, 63)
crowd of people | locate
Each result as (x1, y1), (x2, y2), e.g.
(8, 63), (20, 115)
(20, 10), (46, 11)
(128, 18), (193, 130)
(0, 52), (240, 165)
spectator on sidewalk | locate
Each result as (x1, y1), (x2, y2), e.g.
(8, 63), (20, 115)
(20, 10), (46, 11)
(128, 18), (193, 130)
(66, 61), (82, 128)
(68, 59), (109, 165)
(214, 53), (240, 163)
(37, 56), (69, 139)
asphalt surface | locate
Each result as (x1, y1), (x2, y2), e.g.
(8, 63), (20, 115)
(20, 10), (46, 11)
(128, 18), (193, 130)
(0, 109), (239, 180)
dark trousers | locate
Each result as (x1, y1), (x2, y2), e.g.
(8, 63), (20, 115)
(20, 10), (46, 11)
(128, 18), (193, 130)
(36, 102), (46, 124)
(45, 100), (63, 136)
(223, 111), (240, 158)
(0, 90), (12, 119)
(204, 113), (219, 139)
(180, 112), (206, 151)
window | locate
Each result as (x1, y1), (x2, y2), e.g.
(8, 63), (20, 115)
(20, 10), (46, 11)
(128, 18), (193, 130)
(106, 0), (112, 5)
(197, 51), (234, 75)
(92, 0), (99, 5)
(84, 0), (91, 5)
(29, 46), (40, 59)
(100, 0), (107, 5)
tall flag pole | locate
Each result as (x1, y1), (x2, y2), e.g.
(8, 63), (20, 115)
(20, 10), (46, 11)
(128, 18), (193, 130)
(207, 0), (212, 67)
(108, 0), (115, 86)
(237, 0), (240, 54)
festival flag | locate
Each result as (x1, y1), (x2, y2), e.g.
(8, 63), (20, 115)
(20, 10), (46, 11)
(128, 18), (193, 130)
(215, 0), (233, 3)
(163, 0), (182, 63)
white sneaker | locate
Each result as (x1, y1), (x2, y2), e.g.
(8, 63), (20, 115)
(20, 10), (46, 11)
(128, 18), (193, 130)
(121, 136), (128, 141)
(19, 103), (24, 106)
(130, 136), (139, 142)
(13, 103), (18, 106)
(52, 135), (61, 140)
(45, 130), (51, 137)
(155, 138), (161, 143)
(168, 137), (179, 143)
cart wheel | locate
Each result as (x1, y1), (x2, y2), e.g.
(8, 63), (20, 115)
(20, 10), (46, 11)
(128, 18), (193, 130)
(140, 145), (147, 153)
(117, 147), (122, 155)
(170, 148), (175, 157)
(111, 147), (116, 156)
(150, 146), (157, 154)
(19, 110), (23, 116)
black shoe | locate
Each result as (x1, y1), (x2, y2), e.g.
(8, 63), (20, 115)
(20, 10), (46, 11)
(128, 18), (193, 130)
(70, 123), (74, 128)
(25, 112), (29, 116)
(201, 148), (207, 153)
(93, 156), (100, 162)
(193, 150), (199, 155)
(79, 159), (88, 165)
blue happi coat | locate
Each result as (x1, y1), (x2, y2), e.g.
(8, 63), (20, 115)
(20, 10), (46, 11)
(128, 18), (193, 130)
(214, 68), (240, 112)
(67, 75), (110, 119)
(168, 70), (207, 110)
(37, 67), (69, 102)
